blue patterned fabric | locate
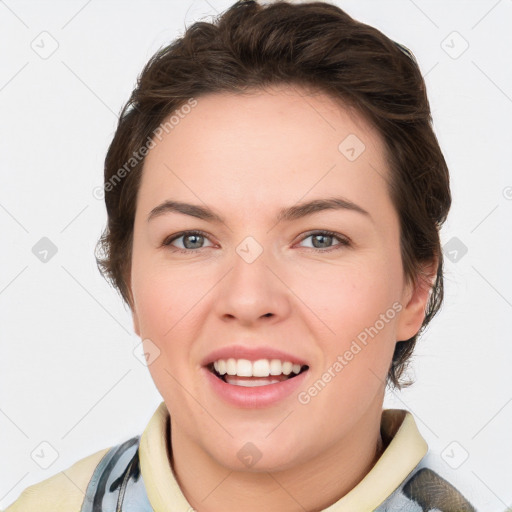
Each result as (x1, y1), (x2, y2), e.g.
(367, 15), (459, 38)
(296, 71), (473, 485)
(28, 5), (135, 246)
(80, 437), (153, 512)
(80, 436), (476, 512)
(374, 462), (476, 511)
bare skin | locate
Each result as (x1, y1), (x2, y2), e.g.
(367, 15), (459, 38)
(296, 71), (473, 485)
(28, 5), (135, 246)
(129, 85), (434, 511)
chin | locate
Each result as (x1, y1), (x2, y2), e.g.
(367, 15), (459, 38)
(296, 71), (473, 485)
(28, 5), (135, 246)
(202, 433), (310, 474)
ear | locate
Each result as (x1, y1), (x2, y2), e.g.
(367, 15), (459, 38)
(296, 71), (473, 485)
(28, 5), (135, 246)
(395, 258), (438, 342)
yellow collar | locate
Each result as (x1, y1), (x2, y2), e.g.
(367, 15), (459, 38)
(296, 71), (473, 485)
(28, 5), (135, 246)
(139, 402), (427, 512)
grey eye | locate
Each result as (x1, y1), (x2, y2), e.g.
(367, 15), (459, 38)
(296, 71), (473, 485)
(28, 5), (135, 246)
(165, 231), (214, 251)
(309, 233), (335, 249)
(298, 231), (349, 251)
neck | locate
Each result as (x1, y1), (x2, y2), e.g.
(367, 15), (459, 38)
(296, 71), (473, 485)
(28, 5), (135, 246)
(170, 397), (385, 512)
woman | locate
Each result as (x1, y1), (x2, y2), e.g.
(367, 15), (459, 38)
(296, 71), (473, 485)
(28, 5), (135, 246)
(5, 1), (478, 510)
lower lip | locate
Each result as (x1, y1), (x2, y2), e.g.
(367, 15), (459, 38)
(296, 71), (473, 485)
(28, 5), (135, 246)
(202, 367), (309, 408)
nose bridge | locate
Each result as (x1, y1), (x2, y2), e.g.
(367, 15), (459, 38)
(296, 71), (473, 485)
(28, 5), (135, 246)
(213, 235), (290, 323)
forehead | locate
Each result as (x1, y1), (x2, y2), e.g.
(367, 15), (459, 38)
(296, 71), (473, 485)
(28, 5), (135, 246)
(138, 85), (392, 221)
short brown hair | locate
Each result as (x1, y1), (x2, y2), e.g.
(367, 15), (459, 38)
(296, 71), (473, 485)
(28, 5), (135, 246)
(95, 0), (451, 389)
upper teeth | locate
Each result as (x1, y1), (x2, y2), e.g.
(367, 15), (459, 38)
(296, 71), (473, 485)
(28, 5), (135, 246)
(213, 359), (303, 377)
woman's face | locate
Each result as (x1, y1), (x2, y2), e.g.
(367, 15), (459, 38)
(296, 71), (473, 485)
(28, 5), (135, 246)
(130, 85), (429, 471)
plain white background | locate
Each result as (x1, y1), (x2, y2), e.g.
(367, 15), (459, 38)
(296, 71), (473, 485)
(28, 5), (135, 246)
(1, 0), (511, 510)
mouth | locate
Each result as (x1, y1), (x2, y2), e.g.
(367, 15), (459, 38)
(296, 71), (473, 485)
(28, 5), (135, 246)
(207, 358), (310, 387)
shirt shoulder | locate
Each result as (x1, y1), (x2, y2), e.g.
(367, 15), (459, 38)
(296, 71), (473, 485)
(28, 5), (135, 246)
(4, 447), (110, 512)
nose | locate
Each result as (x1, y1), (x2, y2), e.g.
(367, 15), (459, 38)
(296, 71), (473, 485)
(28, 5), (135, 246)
(212, 244), (292, 326)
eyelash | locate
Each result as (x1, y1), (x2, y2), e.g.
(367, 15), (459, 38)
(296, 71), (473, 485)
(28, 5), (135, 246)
(162, 229), (351, 254)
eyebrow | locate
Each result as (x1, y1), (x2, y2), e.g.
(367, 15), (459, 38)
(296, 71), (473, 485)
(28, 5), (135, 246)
(147, 197), (372, 224)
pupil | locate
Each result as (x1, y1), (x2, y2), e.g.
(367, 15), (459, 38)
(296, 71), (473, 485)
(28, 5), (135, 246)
(184, 234), (203, 249)
(313, 234), (332, 248)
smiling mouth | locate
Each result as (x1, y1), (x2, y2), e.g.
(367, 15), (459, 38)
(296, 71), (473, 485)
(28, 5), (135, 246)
(207, 358), (309, 387)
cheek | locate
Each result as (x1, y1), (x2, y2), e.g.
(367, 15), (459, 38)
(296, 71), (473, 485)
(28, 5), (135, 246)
(131, 263), (208, 406)
(292, 256), (401, 341)
(132, 254), (204, 337)
(295, 264), (400, 417)
(290, 252), (403, 403)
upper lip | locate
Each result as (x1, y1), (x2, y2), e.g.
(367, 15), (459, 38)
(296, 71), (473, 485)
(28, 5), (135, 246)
(201, 345), (309, 367)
